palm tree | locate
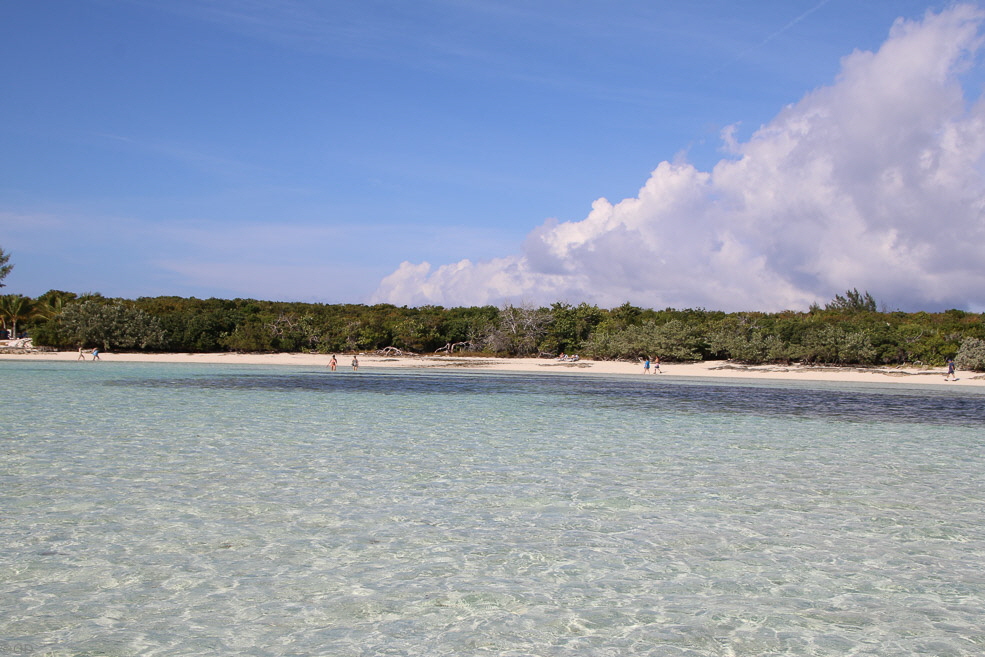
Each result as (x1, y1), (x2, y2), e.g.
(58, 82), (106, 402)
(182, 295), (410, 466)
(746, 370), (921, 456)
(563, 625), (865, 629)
(0, 294), (34, 340)
(35, 294), (69, 321)
(0, 246), (12, 288)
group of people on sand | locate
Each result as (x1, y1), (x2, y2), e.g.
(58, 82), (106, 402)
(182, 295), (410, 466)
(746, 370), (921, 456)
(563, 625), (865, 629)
(327, 355), (359, 371)
(77, 347), (100, 361)
(556, 353), (580, 362)
(642, 356), (661, 374)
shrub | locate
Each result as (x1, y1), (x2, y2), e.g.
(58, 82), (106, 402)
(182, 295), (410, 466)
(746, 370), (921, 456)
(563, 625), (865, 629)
(60, 299), (165, 351)
(955, 337), (985, 371)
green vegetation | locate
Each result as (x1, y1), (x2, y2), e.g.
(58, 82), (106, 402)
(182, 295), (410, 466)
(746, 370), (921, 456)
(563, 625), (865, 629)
(955, 337), (985, 371)
(58, 298), (166, 352)
(0, 294), (34, 340)
(0, 246), (12, 288)
(8, 287), (983, 370)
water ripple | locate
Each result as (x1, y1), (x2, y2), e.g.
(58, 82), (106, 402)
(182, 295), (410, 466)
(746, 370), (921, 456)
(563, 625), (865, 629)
(2, 361), (984, 656)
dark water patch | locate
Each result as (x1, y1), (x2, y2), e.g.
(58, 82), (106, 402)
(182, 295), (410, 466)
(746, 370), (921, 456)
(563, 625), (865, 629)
(106, 369), (985, 427)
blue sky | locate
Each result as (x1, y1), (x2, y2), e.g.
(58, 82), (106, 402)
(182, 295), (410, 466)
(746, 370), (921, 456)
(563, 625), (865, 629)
(3, 1), (983, 311)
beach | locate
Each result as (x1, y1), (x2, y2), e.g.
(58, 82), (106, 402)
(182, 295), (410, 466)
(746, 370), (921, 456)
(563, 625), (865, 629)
(3, 348), (983, 387)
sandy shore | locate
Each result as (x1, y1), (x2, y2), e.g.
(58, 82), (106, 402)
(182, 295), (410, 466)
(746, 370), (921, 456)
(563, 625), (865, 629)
(3, 349), (983, 388)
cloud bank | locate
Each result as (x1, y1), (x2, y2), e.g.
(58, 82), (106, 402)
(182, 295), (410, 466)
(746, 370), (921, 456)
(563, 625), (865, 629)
(372, 5), (985, 312)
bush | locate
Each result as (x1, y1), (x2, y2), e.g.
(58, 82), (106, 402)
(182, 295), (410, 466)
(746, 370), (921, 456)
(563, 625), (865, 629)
(59, 299), (166, 351)
(708, 328), (792, 363)
(800, 324), (877, 365)
(955, 337), (985, 371)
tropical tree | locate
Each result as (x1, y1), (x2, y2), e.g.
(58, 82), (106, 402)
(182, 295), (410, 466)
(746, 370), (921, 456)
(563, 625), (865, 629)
(22, 291), (78, 347)
(0, 246), (12, 288)
(59, 299), (166, 351)
(485, 303), (550, 354)
(707, 317), (793, 363)
(955, 337), (985, 371)
(799, 323), (877, 365)
(543, 302), (605, 355)
(0, 294), (34, 340)
(823, 288), (878, 313)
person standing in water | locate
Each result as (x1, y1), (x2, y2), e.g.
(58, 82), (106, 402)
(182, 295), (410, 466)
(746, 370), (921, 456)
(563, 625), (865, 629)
(329, 355), (337, 371)
(351, 355), (359, 371)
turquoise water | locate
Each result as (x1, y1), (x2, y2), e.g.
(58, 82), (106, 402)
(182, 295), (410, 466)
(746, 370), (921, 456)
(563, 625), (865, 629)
(2, 360), (984, 656)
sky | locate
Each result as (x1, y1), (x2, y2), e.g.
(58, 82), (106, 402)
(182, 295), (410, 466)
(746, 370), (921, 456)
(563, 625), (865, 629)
(3, 0), (985, 312)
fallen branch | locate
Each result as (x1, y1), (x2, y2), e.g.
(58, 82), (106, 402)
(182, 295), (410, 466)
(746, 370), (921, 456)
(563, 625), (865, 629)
(435, 341), (476, 354)
(378, 346), (415, 357)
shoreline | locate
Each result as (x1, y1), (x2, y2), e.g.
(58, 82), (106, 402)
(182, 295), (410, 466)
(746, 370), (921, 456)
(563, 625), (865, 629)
(2, 349), (983, 388)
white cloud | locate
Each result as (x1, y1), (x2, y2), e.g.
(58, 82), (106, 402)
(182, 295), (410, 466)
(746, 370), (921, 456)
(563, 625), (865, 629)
(372, 4), (985, 312)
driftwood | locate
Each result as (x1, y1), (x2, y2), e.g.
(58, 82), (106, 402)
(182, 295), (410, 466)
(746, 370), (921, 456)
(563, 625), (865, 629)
(435, 341), (476, 354)
(0, 338), (42, 353)
(378, 346), (414, 357)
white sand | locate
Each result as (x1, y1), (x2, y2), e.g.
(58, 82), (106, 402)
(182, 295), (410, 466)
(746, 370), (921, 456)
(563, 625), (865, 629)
(2, 349), (983, 387)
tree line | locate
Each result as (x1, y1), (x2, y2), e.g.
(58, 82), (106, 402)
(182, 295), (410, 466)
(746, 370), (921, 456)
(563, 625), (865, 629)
(3, 287), (985, 370)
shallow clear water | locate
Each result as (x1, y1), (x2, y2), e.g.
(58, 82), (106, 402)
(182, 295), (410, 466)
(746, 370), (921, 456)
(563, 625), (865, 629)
(2, 360), (984, 656)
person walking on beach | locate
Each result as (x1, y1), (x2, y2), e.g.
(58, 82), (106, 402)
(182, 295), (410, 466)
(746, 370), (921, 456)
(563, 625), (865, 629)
(91, 348), (100, 361)
(77, 346), (85, 361)
(351, 355), (359, 371)
(945, 358), (957, 381)
(653, 356), (661, 374)
(642, 358), (650, 374)
(329, 355), (337, 371)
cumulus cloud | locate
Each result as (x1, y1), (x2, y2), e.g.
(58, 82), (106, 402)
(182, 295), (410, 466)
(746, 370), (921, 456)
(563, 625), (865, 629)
(372, 5), (985, 312)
